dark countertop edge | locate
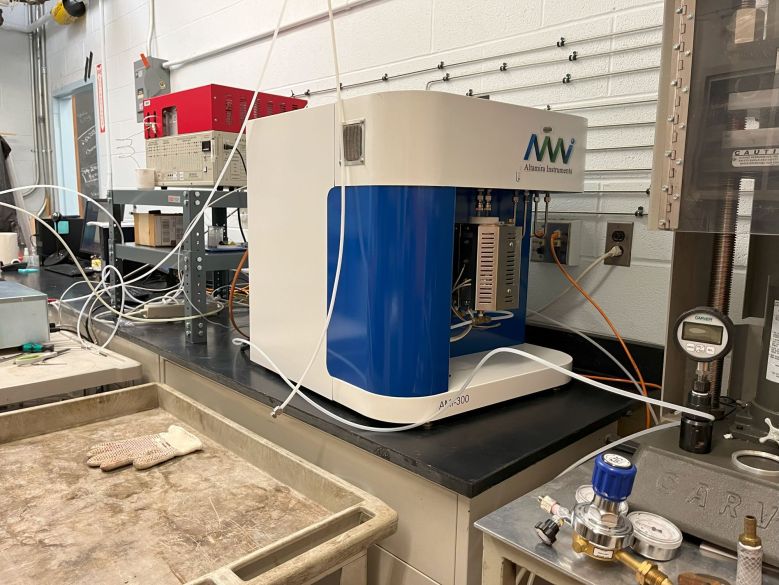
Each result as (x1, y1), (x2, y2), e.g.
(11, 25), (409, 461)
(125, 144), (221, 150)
(27, 271), (657, 498)
(117, 335), (481, 491)
(465, 404), (630, 497)
(120, 330), (634, 497)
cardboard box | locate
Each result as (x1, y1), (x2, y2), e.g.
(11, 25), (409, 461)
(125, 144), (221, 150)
(133, 211), (184, 247)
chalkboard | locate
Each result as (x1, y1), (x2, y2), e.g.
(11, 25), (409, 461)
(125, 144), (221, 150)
(72, 85), (99, 205)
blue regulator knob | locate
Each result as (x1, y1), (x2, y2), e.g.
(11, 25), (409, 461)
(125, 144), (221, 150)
(591, 453), (637, 502)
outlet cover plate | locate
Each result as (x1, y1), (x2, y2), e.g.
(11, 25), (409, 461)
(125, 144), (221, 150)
(604, 222), (633, 267)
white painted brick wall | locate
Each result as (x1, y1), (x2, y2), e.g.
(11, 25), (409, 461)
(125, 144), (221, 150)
(37, 0), (723, 345)
(0, 4), (41, 213)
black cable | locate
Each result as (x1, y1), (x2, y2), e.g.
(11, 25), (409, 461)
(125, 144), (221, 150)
(234, 148), (247, 173)
(237, 208), (247, 243)
(225, 144), (248, 244)
(87, 294), (102, 345)
(52, 325), (93, 344)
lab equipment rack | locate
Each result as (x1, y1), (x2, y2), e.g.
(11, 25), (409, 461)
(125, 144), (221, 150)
(108, 188), (247, 344)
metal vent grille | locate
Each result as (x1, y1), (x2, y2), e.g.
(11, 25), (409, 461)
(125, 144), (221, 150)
(225, 96), (233, 126)
(474, 224), (521, 311)
(476, 226), (498, 310)
(343, 121), (365, 165)
(239, 97), (248, 122)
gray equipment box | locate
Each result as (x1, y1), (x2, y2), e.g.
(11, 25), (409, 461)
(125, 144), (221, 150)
(0, 281), (49, 349)
(146, 130), (247, 188)
(630, 424), (779, 566)
(134, 56), (170, 123)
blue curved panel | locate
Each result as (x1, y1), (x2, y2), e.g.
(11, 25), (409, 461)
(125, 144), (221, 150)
(326, 186), (455, 398)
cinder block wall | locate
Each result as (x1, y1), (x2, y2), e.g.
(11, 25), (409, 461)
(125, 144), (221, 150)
(0, 5), (40, 217)
(38, 0), (749, 345)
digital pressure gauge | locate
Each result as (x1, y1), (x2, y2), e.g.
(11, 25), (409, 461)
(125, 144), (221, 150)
(674, 307), (734, 362)
(674, 306), (735, 454)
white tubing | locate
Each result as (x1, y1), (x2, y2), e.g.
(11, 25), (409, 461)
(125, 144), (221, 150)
(96, 265), (126, 348)
(0, 185), (125, 243)
(73, 272), (142, 350)
(76, 277), (100, 347)
(113, 8), (283, 278)
(146, 0), (155, 57)
(233, 340), (710, 434)
(270, 0), (347, 417)
(0, 11), (51, 34)
(40, 0), (287, 299)
(5, 0), (279, 315)
(556, 421), (681, 479)
(533, 247), (619, 314)
(489, 310), (515, 320)
(99, 0), (114, 198)
(516, 568), (528, 583)
(451, 310), (515, 330)
(162, 0), (381, 69)
(0, 200), (220, 323)
(528, 309), (660, 426)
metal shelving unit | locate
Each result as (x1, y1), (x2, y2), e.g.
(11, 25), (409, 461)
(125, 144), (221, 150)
(108, 188), (247, 344)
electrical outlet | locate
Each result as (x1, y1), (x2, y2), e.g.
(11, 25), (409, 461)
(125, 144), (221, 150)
(530, 221), (581, 266)
(604, 222), (634, 267)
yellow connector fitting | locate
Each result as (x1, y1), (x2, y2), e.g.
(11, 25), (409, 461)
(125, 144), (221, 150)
(614, 549), (673, 585)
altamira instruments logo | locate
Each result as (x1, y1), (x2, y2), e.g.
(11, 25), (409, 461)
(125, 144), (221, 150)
(521, 129), (575, 176)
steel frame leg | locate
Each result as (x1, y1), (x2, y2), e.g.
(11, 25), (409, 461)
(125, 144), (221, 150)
(183, 190), (208, 344)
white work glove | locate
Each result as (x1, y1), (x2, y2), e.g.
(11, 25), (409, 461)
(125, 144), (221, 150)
(86, 425), (203, 471)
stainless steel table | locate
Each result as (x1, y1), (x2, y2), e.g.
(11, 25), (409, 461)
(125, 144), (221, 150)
(475, 464), (779, 585)
(0, 331), (142, 407)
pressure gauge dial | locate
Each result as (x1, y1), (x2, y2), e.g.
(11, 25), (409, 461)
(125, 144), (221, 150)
(628, 511), (683, 561)
(674, 307), (734, 363)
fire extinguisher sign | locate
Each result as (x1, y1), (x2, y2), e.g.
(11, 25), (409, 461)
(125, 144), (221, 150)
(96, 64), (106, 133)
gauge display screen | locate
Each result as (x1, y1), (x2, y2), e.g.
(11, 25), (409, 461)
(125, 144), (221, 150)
(682, 322), (723, 345)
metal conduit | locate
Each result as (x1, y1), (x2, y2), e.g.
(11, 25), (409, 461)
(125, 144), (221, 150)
(586, 168), (653, 174)
(425, 41), (661, 90)
(586, 144), (654, 152)
(471, 65), (661, 98)
(540, 96), (658, 112)
(544, 209), (647, 217)
(587, 121), (656, 130)
(290, 24), (663, 98)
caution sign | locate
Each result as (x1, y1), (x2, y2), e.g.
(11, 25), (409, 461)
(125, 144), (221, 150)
(732, 148), (779, 167)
